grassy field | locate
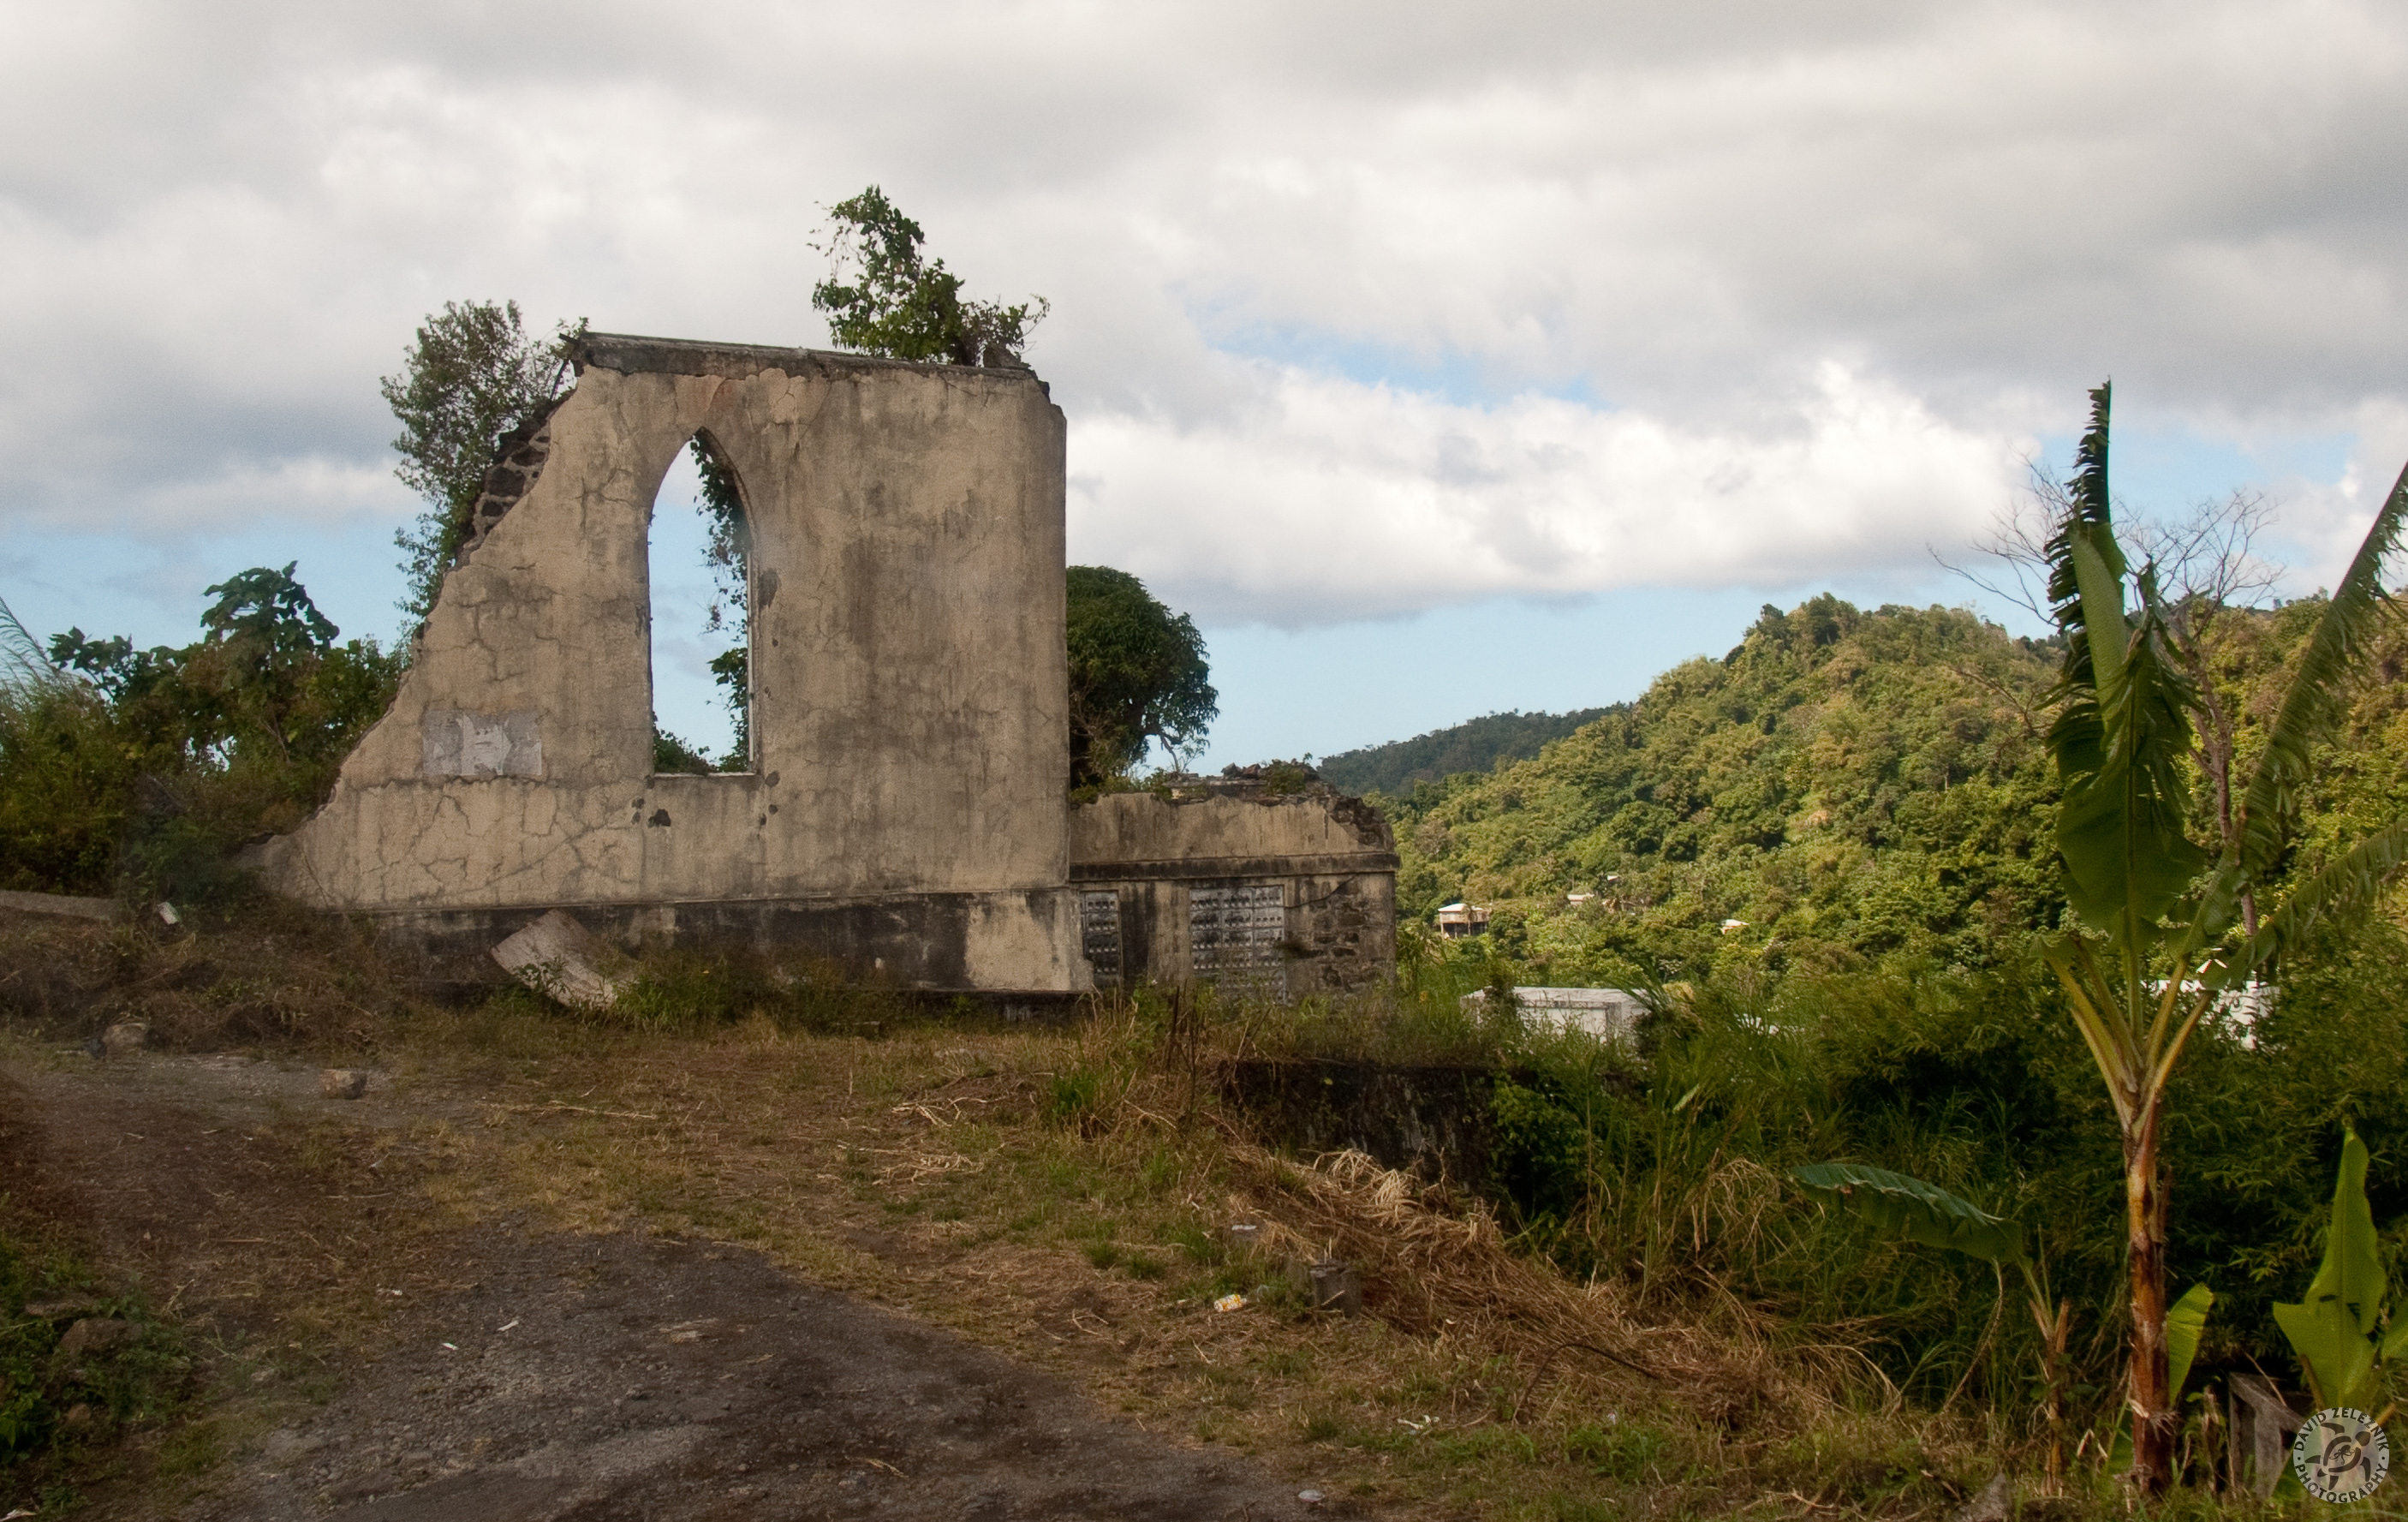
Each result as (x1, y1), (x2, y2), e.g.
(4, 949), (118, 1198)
(0, 903), (2335, 1519)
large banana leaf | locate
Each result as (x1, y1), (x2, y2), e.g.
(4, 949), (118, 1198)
(2166, 1281), (2213, 1400)
(2232, 457), (2408, 885)
(2110, 1282), (2217, 1473)
(2232, 819), (2408, 978)
(2274, 1298), (2379, 1412)
(2302, 1129), (2385, 1333)
(2043, 385), (2208, 958)
(1792, 1162), (2025, 1265)
(2273, 1128), (2392, 1409)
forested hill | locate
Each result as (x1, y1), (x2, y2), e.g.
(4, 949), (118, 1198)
(1318, 707), (1615, 797)
(1380, 592), (2408, 984)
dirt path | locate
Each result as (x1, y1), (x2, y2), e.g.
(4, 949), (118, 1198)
(218, 1225), (1308, 1520)
(1, 1051), (1342, 1520)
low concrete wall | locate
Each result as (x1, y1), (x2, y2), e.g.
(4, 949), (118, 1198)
(1070, 784), (1398, 998)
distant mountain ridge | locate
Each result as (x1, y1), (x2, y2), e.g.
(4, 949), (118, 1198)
(1317, 707), (1616, 798)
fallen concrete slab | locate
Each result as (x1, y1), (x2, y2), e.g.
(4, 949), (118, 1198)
(0, 888), (123, 922)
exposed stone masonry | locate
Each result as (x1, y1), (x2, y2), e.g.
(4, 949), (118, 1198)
(459, 394), (567, 558)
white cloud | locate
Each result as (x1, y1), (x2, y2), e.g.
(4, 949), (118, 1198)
(1070, 361), (2022, 624)
(2, 0), (2406, 629)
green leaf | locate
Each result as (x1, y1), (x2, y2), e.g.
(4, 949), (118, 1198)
(2232, 457), (2408, 885)
(2051, 600), (2208, 951)
(2040, 386), (2210, 961)
(2112, 1280), (2214, 1468)
(2306, 1128), (2386, 1337)
(2381, 1311), (2408, 1365)
(2233, 819), (2408, 976)
(2167, 1282), (2213, 1400)
(1792, 1162), (2025, 1265)
(2274, 1296), (2379, 1411)
(2272, 1128), (2393, 1410)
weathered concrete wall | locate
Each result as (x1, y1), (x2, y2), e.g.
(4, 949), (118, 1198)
(256, 335), (1084, 992)
(1070, 784), (1398, 998)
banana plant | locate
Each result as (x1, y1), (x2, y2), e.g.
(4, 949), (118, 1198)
(2274, 1126), (2406, 1418)
(2041, 382), (2408, 1491)
(1798, 1163), (2092, 1483)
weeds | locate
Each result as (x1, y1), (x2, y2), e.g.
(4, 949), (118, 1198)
(5, 905), (2401, 1518)
(0, 1213), (194, 1497)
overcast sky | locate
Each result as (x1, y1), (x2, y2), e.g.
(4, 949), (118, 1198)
(5, 0), (2405, 765)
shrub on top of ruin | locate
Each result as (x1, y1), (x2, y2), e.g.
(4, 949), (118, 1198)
(809, 186), (1047, 367)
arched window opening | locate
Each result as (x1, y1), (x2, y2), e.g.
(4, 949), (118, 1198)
(647, 432), (752, 773)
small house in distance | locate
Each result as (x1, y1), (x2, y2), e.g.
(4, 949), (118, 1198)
(1462, 986), (1648, 1042)
(1434, 901), (1492, 938)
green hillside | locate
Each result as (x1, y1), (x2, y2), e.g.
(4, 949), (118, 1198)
(1381, 592), (2408, 983)
(1318, 707), (1615, 797)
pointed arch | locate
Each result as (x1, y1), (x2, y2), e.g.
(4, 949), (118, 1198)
(646, 428), (755, 773)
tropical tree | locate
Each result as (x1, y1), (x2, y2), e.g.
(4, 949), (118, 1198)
(2039, 382), (2408, 1489)
(383, 301), (581, 621)
(1065, 566), (1216, 785)
(810, 186), (1047, 367)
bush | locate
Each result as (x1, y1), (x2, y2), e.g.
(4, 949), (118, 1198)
(3, 567), (402, 903)
(1462, 917), (2408, 1418)
(0, 685), (137, 894)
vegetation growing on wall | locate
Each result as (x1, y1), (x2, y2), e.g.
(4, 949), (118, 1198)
(383, 300), (581, 622)
(809, 185), (1048, 367)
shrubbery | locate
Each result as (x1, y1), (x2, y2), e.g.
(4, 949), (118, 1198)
(0, 567), (399, 901)
(1431, 914), (2408, 1421)
(0, 1221), (190, 1500)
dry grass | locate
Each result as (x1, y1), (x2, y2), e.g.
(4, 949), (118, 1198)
(0, 909), (2317, 1521)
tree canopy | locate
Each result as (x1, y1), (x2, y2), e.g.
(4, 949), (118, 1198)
(1318, 707), (1614, 797)
(810, 187), (1046, 367)
(1065, 566), (1216, 785)
(383, 301), (580, 621)
(13, 565), (399, 895)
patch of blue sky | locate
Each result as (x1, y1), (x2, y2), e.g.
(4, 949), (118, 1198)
(1, 516), (414, 660)
(1185, 565), (2041, 773)
(1197, 313), (1601, 409)
(2027, 426), (2356, 516)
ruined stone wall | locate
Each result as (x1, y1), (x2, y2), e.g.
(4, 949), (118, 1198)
(1069, 785), (1398, 999)
(254, 335), (1083, 992)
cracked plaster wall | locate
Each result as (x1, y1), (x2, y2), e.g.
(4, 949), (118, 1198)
(255, 336), (1083, 992)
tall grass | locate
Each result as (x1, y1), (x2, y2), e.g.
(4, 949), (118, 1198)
(1182, 913), (2408, 1464)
